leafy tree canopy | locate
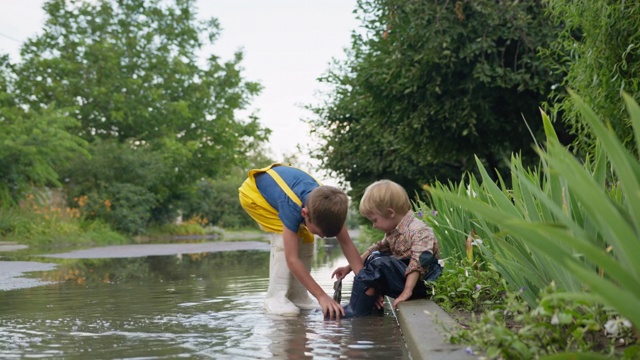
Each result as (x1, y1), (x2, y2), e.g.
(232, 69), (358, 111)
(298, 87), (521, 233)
(307, 0), (566, 200)
(11, 0), (269, 183)
(1, 0), (271, 229)
(0, 55), (88, 206)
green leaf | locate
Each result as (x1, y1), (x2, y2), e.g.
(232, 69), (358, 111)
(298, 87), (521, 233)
(570, 90), (640, 221)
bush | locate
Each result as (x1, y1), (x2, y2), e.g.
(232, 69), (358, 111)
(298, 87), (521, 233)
(449, 283), (639, 359)
(63, 139), (165, 235)
(181, 177), (257, 230)
(0, 196), (125, 247)
(431, 260), (508, 313)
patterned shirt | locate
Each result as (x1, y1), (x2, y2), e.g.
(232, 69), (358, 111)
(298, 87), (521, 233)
(366, 210), (440, 277)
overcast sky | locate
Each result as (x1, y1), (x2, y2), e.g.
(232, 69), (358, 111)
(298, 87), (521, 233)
(0, 0), (359, 175)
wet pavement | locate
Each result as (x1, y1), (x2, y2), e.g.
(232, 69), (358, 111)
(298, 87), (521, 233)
(0, 240), (270, 291)
(0, 261), (58, 290)
(39, 241), (270, 259)
(0, 229), (363, 292)
(0, 242), (28, 252)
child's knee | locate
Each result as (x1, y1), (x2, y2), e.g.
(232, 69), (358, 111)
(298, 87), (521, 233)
(365, 287), (375, 296)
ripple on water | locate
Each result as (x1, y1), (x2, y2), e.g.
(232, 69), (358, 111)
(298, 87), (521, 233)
(0, 252), (409, 359)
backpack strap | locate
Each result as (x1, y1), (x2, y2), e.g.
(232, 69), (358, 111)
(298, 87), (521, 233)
(266, 168), (302, 206)
(263, 166), (319, 243)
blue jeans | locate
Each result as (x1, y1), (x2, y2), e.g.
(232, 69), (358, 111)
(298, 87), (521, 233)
(343, 252), (443, 317)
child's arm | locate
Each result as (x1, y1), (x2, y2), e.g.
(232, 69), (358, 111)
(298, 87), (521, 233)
(392, 270), (421, 308)
(334, 225), (365, 275)
(394, 227), (439, 308)
(282, 228), (345, 319)
(405, 227), (439, 282)
(331, 248), (372, 280)
(332, 235), (386, 279)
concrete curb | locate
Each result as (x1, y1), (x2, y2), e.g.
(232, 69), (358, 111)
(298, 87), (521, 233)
(390, 298), (471, 360)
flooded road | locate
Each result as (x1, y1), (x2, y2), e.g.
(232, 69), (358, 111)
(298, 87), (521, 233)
(0, 261), (57, 290)
(0, 236), (409, 359)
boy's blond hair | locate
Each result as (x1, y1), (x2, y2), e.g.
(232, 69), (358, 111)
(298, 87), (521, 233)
(306, 185), (348, 237)
(359, 180), (411, 216)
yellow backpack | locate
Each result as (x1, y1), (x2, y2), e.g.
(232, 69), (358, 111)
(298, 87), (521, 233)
(238, 163), (319, 243)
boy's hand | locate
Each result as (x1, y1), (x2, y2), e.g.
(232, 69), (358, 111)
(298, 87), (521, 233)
(331, 266), (351, 281)
(392, 289), (413, 308)
(319, 293), (345, 320)
(375, 294), (385, 309)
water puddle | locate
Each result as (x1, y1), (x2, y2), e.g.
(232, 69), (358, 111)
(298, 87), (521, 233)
(0, 238), (409, 359)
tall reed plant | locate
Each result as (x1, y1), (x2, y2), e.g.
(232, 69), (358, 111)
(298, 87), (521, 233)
(417, 162), (581, 306)
(415, 174), (495, 261)
(429, 91), (640, 332)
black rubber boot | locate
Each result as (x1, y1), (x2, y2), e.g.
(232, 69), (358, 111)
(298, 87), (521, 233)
(341, 278), (378, 318)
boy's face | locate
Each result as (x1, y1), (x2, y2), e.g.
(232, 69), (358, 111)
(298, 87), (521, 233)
(364, 209), (400, 234)
(305, 221), (325, 238)
(301, 208), (326, 238)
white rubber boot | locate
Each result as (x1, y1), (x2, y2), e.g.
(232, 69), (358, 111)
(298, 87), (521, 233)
(264, 234), (300, 316)
(287, 241), (321, 310)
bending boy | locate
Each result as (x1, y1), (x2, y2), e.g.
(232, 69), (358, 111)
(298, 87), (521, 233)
(332, 179), (443, 317)
(239, 163), (363, 319)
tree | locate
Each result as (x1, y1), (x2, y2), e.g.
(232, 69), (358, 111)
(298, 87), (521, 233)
(542, 0), (640, 153)
(9, 0), (269, 227)
(307, 0), (567, 200)
(0, 55), (88, 206)
(62, 139), (166, 234)
(180, 146), (276, 230)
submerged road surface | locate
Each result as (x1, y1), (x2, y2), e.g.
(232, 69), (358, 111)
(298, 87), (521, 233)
(39, 241), (270, 259)
(0, 261), (58, 290)
(0, 240), (270, 291)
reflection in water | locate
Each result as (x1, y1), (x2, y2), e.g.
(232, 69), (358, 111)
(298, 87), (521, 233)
(0, 239), (409, 359)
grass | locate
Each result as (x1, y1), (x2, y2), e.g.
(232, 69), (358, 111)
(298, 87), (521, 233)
(0, 203), (126, 250)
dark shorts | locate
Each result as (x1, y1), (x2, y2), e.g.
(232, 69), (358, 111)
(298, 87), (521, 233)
(354, 251), (443, 299)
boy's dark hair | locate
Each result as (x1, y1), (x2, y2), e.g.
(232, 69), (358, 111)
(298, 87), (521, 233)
(306, 186), (348, 237)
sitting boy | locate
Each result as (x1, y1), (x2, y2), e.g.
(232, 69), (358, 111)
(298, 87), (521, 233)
(332, 179), (443, 317)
